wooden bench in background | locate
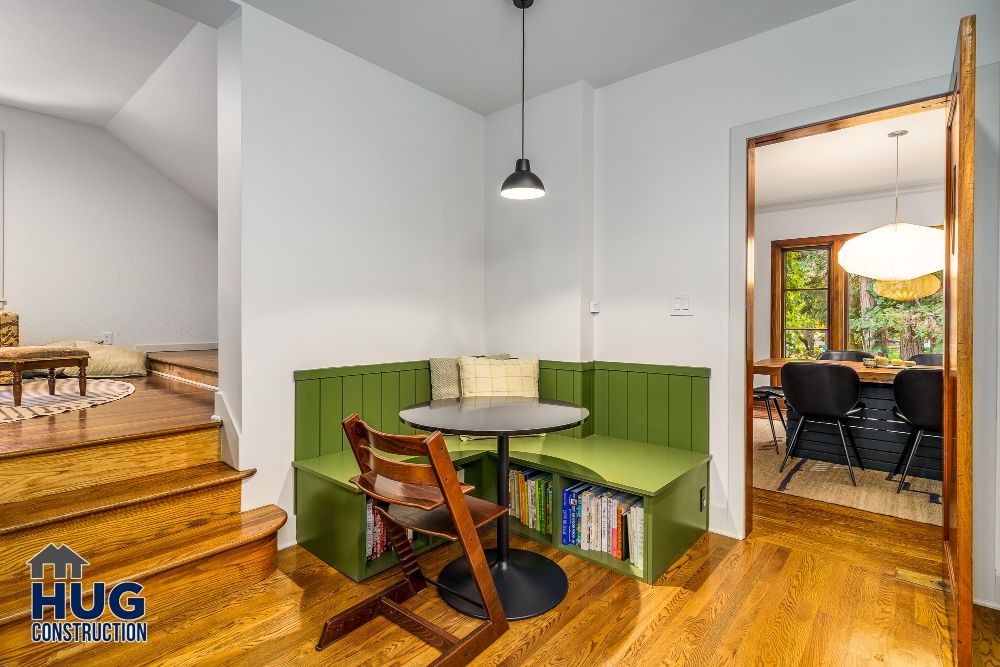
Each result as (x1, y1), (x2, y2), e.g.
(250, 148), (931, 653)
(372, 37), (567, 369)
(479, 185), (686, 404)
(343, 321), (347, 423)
(0, 346), (89, 407)
(292, 360), (711, 585)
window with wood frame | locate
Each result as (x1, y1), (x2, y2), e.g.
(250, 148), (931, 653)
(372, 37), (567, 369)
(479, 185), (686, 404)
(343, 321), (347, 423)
(771, 232), (943, 360)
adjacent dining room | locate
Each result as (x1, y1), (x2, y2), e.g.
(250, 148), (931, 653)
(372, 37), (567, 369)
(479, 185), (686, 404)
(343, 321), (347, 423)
(750, 105), (948, 526)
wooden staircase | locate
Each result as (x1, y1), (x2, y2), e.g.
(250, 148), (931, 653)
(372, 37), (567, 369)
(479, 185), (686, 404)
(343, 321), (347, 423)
(146, 350), (219, 389)
(0, 379), (285, 664)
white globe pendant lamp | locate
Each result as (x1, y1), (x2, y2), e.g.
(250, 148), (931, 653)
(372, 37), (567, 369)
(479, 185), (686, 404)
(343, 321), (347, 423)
(837, 130), (945, 281)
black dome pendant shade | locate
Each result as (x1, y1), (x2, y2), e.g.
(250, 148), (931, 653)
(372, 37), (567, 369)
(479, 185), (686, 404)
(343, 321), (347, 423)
(500, 0), (545, 200)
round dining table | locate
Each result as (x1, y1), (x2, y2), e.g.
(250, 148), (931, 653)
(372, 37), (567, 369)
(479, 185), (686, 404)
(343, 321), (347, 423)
(399, 396), (589, 620)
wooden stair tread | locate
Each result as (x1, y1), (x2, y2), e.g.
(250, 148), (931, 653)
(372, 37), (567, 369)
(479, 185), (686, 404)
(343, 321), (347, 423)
(0, 462), (255, 535)
(384, 495), (507, 541)
(146, 350), (218, 374)
(0, 504), (286, 625)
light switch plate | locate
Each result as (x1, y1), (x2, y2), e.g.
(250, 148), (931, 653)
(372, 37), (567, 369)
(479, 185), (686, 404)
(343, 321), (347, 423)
(589, 301), (601, 314)
(670, 294), (694, 316)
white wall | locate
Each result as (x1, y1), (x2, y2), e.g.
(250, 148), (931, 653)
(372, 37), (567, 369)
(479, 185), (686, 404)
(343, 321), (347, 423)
(753, 187), (945, 371)
(107, 23), (218, 213)
(236, 6), (486, 546)
(216, 12), (242, 465)
(593, 0), (998, 544)
(0, 103), (217, 347)
(484, 81), (595, 361)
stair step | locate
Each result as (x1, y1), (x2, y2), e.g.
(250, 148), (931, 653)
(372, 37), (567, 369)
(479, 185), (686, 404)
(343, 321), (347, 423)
(0, 504), (287, 627)
(147, 350), (218, 389)
(0, 425), (221, 503)
(0, 462), (254, 535)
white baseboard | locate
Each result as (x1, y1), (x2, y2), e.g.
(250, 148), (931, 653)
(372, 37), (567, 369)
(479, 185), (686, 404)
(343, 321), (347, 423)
(975, 597), (1000, 611)
(135, 342), (218, 352)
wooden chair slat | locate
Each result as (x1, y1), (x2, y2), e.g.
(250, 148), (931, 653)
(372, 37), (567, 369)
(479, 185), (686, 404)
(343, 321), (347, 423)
(360, 445), (439, 487)
(378, 495), (507, 541)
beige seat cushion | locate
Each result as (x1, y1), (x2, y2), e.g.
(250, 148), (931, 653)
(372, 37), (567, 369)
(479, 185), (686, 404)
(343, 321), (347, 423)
(430, 354), (509, 400)
(48, 341), (147, 378)
(0, 346), (88, 361)
(458, 356), (539, 398)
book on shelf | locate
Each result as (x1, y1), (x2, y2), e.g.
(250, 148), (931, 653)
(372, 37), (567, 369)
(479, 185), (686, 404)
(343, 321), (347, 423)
(365, 497), (414, 561)
(559, 482), (644, 572)
(507, 466), (553, 535)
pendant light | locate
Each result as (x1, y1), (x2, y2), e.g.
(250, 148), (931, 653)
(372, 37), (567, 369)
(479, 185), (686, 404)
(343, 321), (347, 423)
(837, 130), (944, 281)
(500, 0), (545, 200)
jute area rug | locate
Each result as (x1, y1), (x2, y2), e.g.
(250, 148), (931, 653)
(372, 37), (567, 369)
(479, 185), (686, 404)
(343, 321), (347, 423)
(0, 379), (135, 423)
(752, 417), (942, 526)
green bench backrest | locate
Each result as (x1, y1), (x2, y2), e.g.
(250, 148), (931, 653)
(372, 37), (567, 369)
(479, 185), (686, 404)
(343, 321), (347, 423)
(294, 360), (710, 461)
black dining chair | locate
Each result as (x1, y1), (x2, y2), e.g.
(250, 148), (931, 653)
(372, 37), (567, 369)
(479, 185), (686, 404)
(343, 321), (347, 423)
(779, 362), (865, 485)
(908, 353), (944, 367)
(818, 350), (875, 362)
(753, 386), (786, 453)
(892, 368), (943, 493)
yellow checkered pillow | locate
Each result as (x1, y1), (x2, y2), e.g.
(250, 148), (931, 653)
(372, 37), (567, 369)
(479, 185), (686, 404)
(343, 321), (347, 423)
(458, 356), (539, 398)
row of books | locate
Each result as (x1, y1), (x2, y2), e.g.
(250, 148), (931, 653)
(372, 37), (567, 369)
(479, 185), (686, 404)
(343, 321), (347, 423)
(508, 467), (553, 535)
(561, 484), (644, 569)
(365, 497), (414, 560)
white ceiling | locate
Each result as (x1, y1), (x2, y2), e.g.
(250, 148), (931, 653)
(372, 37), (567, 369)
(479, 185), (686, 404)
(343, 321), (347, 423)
(755, 107), (949, 208)
(0, 0), (195, 126)
(241, 0), (855, 115)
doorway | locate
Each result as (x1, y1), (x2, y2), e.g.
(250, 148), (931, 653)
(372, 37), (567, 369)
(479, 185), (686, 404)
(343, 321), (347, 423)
(740, 14), (976, 664)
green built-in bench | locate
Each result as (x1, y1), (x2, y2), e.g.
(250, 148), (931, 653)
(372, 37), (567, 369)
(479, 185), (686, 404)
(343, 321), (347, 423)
(293, 360), (710, 585)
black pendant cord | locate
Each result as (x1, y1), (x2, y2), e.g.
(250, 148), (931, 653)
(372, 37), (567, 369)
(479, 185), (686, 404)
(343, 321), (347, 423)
(520, 7), (525, 160)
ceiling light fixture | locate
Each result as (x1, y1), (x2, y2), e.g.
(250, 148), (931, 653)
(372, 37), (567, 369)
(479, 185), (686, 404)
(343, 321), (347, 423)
(837, 129), (945, 281)
(500, 0), (545, 200)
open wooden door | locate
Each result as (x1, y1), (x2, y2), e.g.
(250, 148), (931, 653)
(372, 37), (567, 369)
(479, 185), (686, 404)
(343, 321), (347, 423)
(943, 14), (975, 666)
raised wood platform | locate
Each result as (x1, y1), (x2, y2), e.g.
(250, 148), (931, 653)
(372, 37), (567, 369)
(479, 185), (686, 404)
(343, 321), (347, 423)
(54, 490), (1000, 665)
(0, 374), (286, 664)
(147, 349), (219, 388)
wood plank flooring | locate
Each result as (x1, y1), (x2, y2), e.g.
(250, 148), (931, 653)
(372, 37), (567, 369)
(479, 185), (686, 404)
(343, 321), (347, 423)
(69, 488), (1000, 665)
(146, 350), (219, 374)
(0, 375), (217, 458)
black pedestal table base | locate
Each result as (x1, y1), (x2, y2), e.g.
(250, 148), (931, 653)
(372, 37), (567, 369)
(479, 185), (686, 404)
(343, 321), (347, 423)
(397, 398), (589, 621)
(437, 548), (568, 620)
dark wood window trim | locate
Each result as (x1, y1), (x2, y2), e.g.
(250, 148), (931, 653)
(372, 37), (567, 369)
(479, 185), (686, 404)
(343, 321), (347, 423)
(770, 233), (855, 358)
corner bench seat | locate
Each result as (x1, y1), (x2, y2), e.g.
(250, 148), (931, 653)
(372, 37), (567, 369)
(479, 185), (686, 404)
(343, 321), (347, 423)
(294, 434), (709, 498)
(293, 358), (712, 585)
(294, 433), (710, 585)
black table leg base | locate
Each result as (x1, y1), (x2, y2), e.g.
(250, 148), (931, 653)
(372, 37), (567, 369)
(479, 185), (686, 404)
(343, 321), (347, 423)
(437, 548), (568, 620)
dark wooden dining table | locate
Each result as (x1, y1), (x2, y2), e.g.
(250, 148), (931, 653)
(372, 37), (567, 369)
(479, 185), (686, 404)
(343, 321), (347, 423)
(753, 357), (909, 385)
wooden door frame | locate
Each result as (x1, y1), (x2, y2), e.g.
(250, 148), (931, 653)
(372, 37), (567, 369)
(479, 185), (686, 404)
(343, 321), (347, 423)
(743, 92), (951, 537)
(943, 14), (976, 665)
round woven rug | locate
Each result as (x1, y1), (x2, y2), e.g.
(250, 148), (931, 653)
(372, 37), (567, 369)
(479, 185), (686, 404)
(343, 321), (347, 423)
(0, 379), (135, 423)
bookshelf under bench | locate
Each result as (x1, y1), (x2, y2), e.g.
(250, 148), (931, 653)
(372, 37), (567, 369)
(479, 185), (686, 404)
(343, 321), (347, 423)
(293, 359), (711, 587)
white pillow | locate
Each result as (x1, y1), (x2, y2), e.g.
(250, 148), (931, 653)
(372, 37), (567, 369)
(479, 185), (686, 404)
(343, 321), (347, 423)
(458, 356), (539, 398)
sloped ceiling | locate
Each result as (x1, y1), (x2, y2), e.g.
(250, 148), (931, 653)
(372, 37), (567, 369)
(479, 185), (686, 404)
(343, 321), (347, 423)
(106, 24), (218, 212)
(0, 0), (195, 126)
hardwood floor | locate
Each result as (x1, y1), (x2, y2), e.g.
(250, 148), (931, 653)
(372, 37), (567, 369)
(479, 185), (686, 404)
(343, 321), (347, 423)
(0, 374), (217, 458)
(147, 350), (219, 387)
(68, 489), (1000, 666)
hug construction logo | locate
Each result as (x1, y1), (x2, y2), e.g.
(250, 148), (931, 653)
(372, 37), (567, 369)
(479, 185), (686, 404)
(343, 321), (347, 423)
(27, 544), (147, 644)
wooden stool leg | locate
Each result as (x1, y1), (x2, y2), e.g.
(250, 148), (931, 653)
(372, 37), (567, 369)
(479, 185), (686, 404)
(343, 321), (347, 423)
(48, 368), (56, 395)
(78, 362), (87, 397)
(12, 367), (23, 407)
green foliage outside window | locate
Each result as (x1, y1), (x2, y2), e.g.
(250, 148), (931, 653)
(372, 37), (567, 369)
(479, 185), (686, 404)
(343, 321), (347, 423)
(783, 248), (830, 358)
(848, 271), (944, 360)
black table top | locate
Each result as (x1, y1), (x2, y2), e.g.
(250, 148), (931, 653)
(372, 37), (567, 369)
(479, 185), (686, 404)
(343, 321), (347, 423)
(399, 397), (589, 437)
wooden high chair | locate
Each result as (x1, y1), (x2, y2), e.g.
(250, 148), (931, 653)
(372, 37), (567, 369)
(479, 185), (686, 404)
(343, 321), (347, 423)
(316, 414), (509, 665)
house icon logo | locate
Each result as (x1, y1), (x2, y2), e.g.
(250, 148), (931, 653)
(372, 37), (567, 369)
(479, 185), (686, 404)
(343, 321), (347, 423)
(26, 544), (89, 580)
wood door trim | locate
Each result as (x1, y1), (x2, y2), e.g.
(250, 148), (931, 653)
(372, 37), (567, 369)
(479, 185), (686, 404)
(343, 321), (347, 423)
(943, 14), (976, 665)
